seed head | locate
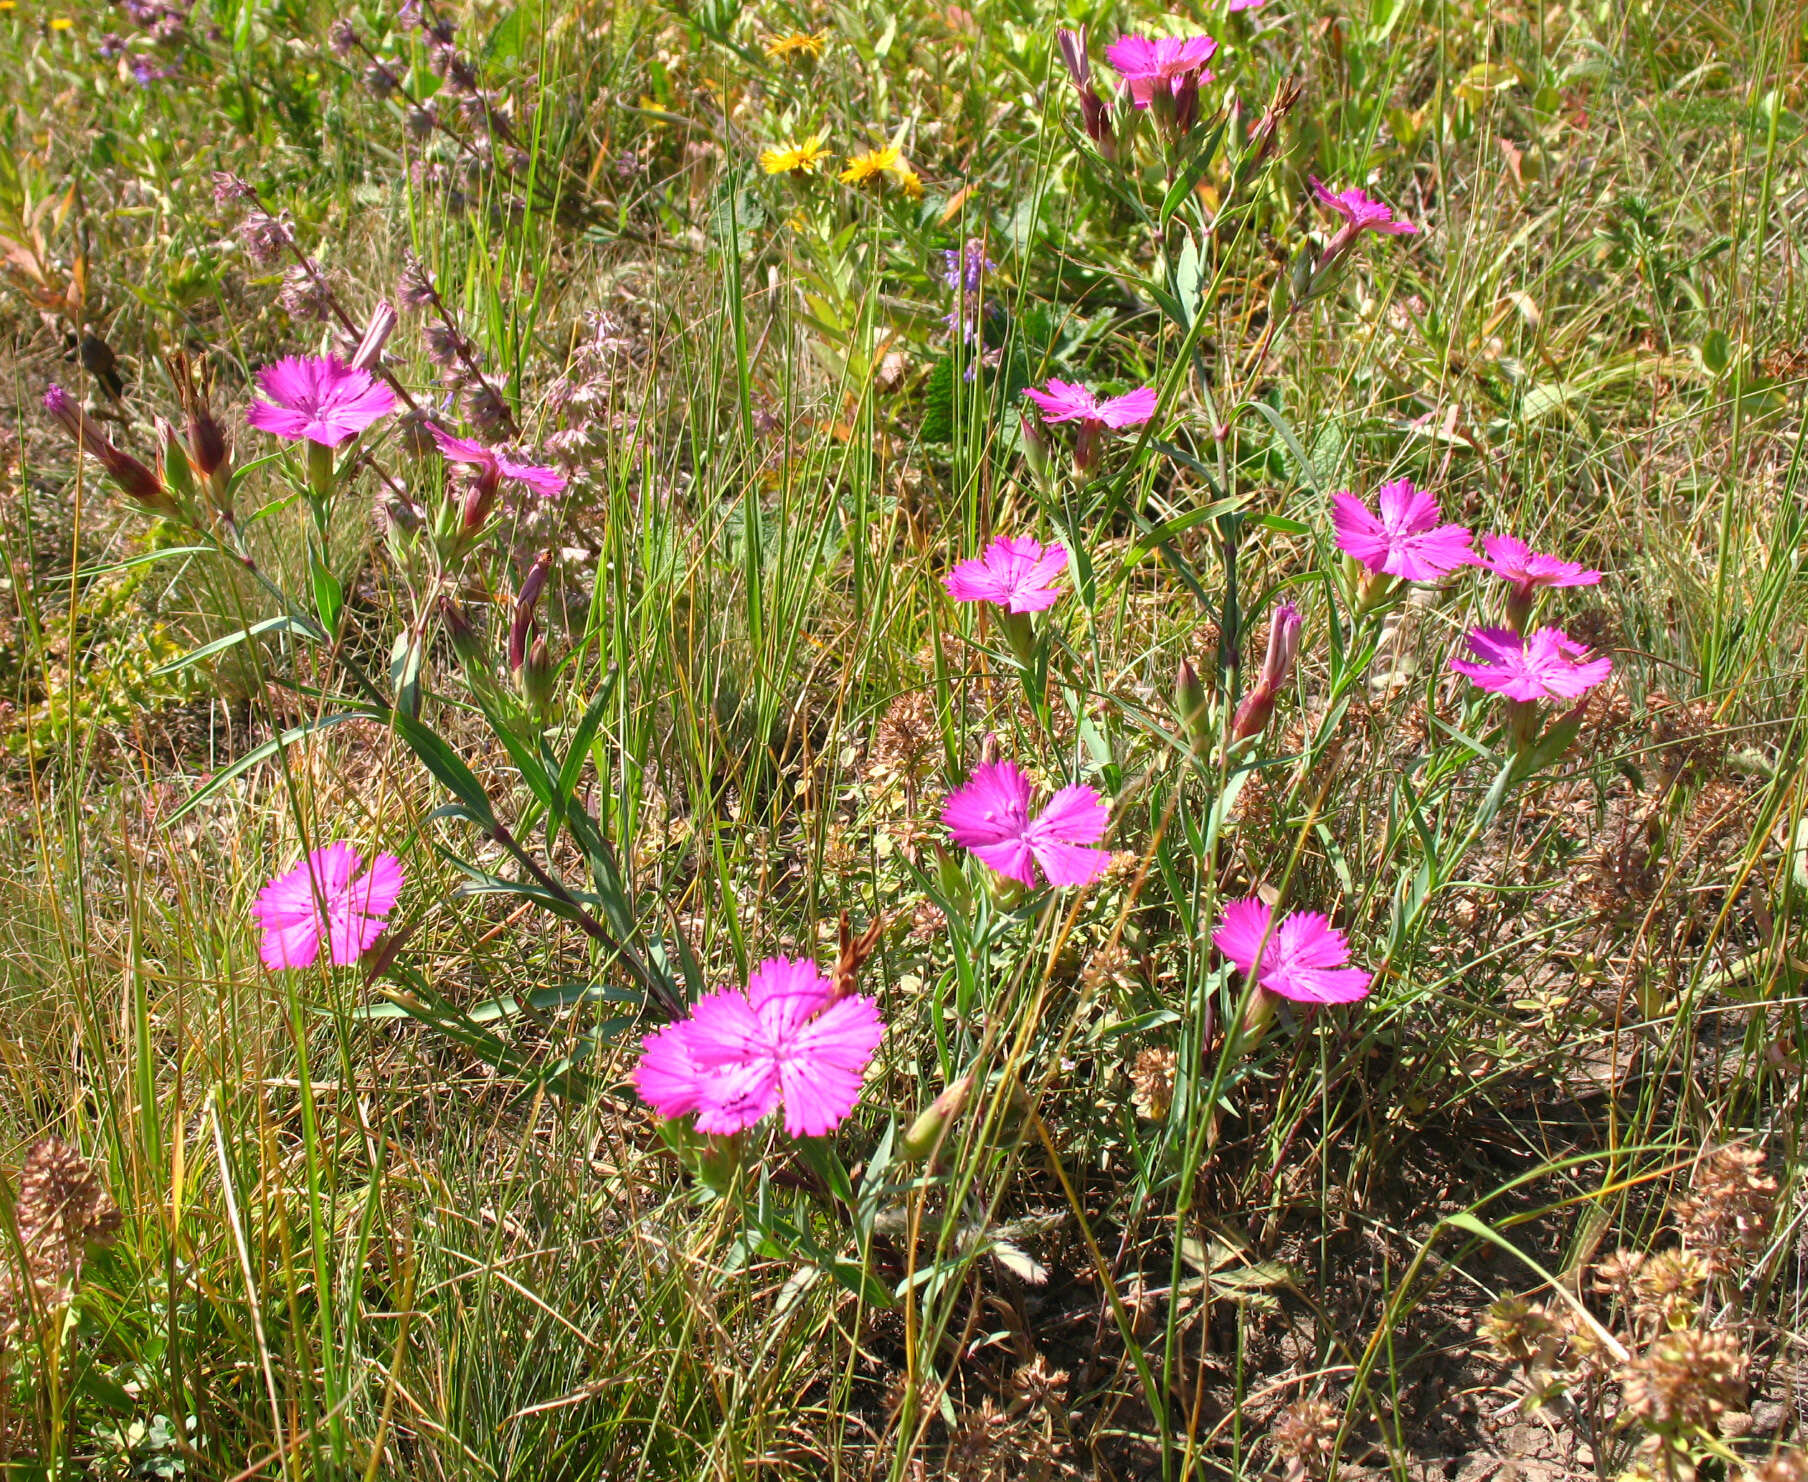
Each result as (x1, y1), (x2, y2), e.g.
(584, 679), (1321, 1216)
(1675, 1144), (1776, 1270)
(1129, 1046), (1177, 1120)
(279, 261), (334, 321)
(1272, 1396), (1340, 1479)
(1480, 1295), (1560, 1366)
(235, 209), (292, 266)
(1748, 1451), (1808, 1482)
(1619, 1328), (1745, 1433)
(1632, 1248), (1709, 1332)
(11, 1138), (122, 1304)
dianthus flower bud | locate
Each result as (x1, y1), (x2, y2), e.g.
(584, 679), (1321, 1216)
(43, 385), (177, 516)
(350, 300), (398, 372)
(1247, 77), (1301, 172)
(1018, 409), (1051, 484)
(520, 633), (556, 711)
(155, 417), (197, 502)
(1175, 655), (1213, 754)
(1231, 601), (1302, 742)
(186, 401), (227, 479)
(901, 1074), (972, 1162)
(1056, 27), (1114, 157)
(460, 464), (500, 537)
(509, 549), (551, 673)
(438, 593), (485, 666)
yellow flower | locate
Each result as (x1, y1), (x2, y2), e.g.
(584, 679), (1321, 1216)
(840, 146), (924, 198)
(760, 134), (831, 176)
(763, 30), (824, 61)
(49, 14), (72, 26)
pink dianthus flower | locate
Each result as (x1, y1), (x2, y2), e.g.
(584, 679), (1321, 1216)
(1022, 378), (1157, 431)
(1212, 897), (1370, 1004)
(251, 842), (403, 970)
(1022, 378), (1157, 474)
(428, 422), (568, 498)
(1103, 33), (1217, 107)
(633, 956), (884, 1137)
(246, 355), (396, 447)
(1449, 626), (1612, 703)
(944, 536), (1068, 613)
(1476, 534), (1602, 598)
(1309, 178), (1418, 237)
(1331, 479), (1474, 582)
(942, 760), (1110, 889)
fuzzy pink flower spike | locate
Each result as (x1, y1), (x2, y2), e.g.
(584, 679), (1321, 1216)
(251, 842), (404, 970)
(942, 760), (1111, 889)
(1212, 897), (1370, 1004)
(944, 535), (1069, 613)
(428, 423), (569, 498)
(246, 355), (396, 447)
(633, 956), (884, 1137)
(1449, 626), (1611, 703)
(1332, 479), (1473, 595)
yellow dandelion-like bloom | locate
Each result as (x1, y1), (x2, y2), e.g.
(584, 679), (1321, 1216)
(839, 147), (897, 186)
(49, 14), (73, 27)
(840, 146), (923, 198)
(760, 134), (832, 176)
(763, 30), (825, 61)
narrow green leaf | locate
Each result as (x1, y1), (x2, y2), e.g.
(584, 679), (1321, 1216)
(163, 709), (377, 825)
(151, 615), (314, 677)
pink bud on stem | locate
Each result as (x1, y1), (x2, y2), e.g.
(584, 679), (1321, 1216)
(1230, 602), (1302, 742)
(43, 385), (178, 517)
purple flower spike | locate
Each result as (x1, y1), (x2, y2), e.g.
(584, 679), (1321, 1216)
(1331, 479), (1474, 582)
(1213, 897), (1371, 1004)
(944, 535), (1068, 613)
(251, 843), (404, 970)
(1449, 626), (1612, 703)
(429, 423), (569, 498)
(942, 759), (1111, 889)
(1477, 534), (1602, 598)
(246, 355), (396, 447)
